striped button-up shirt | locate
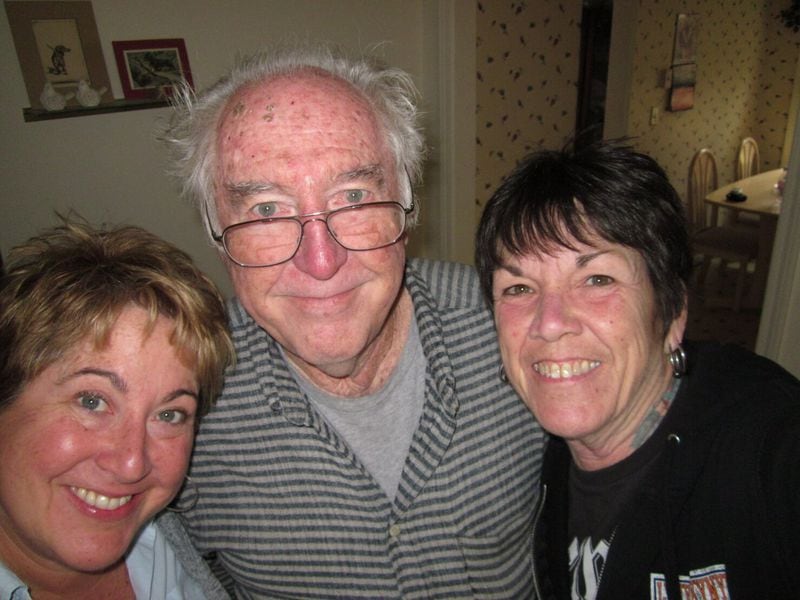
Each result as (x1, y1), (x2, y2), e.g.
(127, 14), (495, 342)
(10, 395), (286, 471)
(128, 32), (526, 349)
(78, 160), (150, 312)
(182, 259), (545, 598)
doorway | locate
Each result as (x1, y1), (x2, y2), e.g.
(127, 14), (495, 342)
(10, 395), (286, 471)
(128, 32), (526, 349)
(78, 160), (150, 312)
(575, 0), (613, 145)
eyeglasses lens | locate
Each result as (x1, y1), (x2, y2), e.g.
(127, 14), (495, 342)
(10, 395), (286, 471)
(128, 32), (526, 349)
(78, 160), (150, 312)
(328, 203), (404, 250)
(222, 203), (406, 267)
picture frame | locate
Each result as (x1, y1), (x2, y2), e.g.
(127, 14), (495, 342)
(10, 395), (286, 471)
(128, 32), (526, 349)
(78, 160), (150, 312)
(668, 63), (696, 111)
(672, 13), (697, 66)
(4, 1), (112, 109)
(112, 38), (193, 100)
(667, 13), (697, 112)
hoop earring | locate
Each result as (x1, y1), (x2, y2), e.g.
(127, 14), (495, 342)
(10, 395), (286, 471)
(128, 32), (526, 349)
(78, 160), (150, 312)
(167, 476), (199, 513)
(499, 366), (509, 383)
(669, 345), (687, 378)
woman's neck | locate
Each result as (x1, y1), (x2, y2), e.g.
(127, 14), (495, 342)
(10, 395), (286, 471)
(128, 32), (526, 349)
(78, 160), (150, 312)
(27, 561), (133, 600)
(570, 367), (681, 471)
(0, 533), (134, 600)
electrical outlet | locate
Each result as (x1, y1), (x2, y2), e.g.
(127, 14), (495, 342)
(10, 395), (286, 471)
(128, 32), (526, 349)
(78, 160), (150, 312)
(650, 107), (660, 125)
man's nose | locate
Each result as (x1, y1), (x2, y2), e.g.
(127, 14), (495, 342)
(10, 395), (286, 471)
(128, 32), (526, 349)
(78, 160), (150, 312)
(291, 218), (348, 280)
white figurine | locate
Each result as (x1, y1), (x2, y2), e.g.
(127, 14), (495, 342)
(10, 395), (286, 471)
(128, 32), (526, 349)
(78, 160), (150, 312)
(39, 82), (73, 111)
(75, 79), (107, 107)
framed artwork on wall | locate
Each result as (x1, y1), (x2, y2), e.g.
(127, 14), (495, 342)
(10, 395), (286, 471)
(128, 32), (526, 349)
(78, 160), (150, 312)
(112, 38), (193, 100)
(4, 1), (112, 109)
(668, 13), (697, 112)
(669, 63), (696, 111)
(672, 13), (696, 64)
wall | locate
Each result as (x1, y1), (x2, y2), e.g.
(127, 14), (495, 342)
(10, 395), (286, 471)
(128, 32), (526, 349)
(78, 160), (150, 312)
(623, 0), (800, 374)
(474, 0), (798, 224)
(0, 0), (452, 296)
(475, 0), (582, 210)
(473, 0), (800, 374)
(759, 113), (800, 378)
(626, 0), (799, 196)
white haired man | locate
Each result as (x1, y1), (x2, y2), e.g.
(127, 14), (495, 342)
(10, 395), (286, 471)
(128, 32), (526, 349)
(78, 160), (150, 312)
(162, 45), (544, 598)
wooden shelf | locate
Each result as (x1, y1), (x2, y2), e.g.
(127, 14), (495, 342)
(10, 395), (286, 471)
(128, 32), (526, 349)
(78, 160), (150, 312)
(23, 98), (169, 122)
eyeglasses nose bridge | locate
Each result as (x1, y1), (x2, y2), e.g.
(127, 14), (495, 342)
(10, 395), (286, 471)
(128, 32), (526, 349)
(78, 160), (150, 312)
(296, 214), (339, 245)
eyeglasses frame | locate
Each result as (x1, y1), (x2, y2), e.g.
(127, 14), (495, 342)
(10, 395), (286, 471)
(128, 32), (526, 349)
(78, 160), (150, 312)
(208, 199), (415, 268)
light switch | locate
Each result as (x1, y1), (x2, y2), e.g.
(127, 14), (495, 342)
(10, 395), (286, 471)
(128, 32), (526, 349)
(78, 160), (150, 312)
(650, 107), (660, 125)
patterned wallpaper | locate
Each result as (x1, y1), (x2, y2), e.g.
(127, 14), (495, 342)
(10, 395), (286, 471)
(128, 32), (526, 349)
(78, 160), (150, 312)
(475, 0), (581, 210)
(475, 0), (799, 210)
(628, 0), (799, 198)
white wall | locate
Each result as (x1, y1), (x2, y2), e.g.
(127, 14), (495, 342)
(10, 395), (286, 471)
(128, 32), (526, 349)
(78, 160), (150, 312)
(0, 0), (472, 296)
(757, 94), (800, 379)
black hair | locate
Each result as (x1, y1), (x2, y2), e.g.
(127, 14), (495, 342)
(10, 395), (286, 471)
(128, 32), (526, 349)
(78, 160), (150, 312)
(475, 141), (692, 330)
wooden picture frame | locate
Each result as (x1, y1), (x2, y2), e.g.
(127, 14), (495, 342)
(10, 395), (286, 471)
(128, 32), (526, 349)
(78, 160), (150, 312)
(4, 1), (111, 109)
(112, 38), (193, 100)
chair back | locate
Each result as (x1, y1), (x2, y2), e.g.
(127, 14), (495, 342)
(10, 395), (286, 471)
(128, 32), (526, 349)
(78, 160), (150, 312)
(736, 137), (760, 180)
(687, 148), (718, 232)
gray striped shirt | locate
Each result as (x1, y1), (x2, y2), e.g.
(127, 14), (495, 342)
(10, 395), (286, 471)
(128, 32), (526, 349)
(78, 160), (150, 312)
(181, 259), (545, 598)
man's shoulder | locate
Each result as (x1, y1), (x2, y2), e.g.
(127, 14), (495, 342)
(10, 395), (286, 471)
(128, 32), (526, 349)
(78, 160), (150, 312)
(226, 297), (254, 329)
(406, 258), (486, 311)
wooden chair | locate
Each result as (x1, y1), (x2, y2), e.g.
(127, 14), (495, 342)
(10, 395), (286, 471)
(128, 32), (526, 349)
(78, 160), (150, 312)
(736, 137), (760, 180)
(687, 148), (758, 312)
(734, 137), (761, 228)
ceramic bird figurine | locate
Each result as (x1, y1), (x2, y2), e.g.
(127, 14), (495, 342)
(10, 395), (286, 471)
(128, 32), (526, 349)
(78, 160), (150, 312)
(39, 82), (73, 111)
(75, 79), (107, 107)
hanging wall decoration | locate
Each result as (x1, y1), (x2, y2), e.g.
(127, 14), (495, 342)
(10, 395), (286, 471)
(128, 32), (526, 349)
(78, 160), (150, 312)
(668, 13), (696, 111)
(113, 38), (193, 100)
(4, 1), (111, 109)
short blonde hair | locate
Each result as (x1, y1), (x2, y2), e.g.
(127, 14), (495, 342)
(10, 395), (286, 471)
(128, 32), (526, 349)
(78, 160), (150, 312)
(0, 218), (234, 417)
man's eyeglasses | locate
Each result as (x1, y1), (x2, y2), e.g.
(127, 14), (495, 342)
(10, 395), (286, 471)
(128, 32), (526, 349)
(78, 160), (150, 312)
(211, 201), (414, 267)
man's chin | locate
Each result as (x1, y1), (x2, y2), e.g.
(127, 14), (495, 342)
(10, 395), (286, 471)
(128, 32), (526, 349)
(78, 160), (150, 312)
(283, 340), (364, 378)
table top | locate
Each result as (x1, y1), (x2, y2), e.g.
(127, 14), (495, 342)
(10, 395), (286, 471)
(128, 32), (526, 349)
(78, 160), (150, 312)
(705, 168), (784, 217)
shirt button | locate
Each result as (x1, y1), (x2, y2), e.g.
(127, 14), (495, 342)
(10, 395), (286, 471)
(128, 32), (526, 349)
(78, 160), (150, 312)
(389, 524), (401, 538)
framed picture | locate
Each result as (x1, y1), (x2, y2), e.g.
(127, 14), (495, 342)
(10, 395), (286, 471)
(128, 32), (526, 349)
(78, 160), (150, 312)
(672, 13), (697, 66)
(4, 1), (112, 109)
(668, 14), (697, 112)
(112, 38), (193, 100)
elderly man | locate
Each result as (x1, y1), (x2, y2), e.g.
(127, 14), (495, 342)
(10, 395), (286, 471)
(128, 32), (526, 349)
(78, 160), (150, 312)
(163, 45), (544, 598)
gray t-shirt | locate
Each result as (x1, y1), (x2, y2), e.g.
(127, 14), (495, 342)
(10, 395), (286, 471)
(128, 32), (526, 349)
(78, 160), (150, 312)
(290, 317), (425, 499)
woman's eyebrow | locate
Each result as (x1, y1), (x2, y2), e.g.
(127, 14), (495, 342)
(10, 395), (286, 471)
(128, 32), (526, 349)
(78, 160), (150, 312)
(60, 368), (127, 392)
(576, 250), (609, 268)
(62, 368), (199, 403)
(163, 389), (200, 404)
(499, 262), (524, 276)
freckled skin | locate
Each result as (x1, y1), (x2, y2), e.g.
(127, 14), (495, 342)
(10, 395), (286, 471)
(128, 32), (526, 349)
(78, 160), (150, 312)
(0, 307), (197, 583)
(492, 236), (687, 470)
(214, 71), (411, 394)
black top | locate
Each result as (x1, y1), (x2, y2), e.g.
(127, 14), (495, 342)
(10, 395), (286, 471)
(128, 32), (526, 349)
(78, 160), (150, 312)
(533, 340), (800, 600)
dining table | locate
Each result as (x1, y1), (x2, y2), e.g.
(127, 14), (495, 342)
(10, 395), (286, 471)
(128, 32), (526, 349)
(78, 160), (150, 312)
(704, 168), (784, 309)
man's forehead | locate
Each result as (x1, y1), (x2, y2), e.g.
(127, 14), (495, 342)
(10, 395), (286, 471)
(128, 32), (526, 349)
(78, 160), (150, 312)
(213, 70), (400, 198)
(222, 70), (373, 123)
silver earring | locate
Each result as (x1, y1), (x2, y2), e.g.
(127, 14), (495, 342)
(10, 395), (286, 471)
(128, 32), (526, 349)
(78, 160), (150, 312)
(499, 366), (509, 383)
(669, 345), (687, 378)
(167, 476), (199, 513)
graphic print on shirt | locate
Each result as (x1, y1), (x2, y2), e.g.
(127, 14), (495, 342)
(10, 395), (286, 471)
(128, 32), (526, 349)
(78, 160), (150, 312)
(650, 563), (730, 599)
(569, 536), (610, 600)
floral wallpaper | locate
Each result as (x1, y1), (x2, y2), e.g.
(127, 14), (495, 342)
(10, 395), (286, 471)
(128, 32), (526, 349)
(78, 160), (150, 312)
(475, 0), (581, 210)
(628, 0), (799, 198)
(475, 0), (798, 211)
